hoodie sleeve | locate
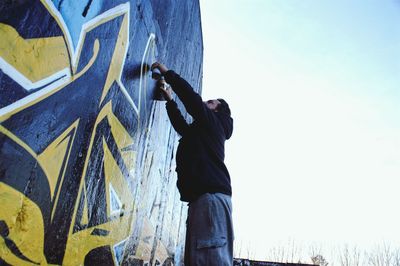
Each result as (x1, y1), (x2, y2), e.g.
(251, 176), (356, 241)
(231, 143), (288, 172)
(165, 100), (189, 136)
(164, 70), (216, 126)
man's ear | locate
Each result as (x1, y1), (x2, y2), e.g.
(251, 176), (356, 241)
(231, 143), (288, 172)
(215, 102), (222, 112)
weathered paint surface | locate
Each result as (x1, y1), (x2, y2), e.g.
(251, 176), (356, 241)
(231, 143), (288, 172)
(234, 259), (315, 266)
(0, 0), (203, 265)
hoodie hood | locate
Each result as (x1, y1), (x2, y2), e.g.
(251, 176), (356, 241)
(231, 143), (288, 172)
(216, 112), (233, 139)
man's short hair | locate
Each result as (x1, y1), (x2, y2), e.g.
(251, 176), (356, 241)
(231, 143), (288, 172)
(217, 98), (231, 116)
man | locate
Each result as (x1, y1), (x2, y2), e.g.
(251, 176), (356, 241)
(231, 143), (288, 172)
(151, 62), (234, 266)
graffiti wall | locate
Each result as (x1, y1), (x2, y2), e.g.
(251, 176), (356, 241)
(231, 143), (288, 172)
(0, 0), (203, 265)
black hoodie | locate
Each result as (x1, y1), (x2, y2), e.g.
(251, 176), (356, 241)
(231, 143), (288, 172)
(164, 70), (233, 202)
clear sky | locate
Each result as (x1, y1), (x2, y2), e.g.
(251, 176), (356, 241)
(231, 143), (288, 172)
(199, 0), (400, 262)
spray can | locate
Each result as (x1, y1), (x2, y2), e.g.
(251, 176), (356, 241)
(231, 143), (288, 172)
(151, 67), (162, 81)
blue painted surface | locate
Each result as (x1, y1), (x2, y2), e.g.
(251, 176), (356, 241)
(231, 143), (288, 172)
(52, 0), (104, 49)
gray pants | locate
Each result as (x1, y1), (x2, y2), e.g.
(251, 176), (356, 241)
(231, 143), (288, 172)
(184, 193), (234, 266)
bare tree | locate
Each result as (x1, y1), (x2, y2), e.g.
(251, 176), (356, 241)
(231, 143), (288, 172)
(309, 243), (328, 266)
(234, 240), (244, 259)
(245, 243), (256, 260)
(233, 240), (255, 260)
(366, 242), (400, 266)
(267, 239), (304, 263)
(311, 254), (329, 266)
(336, 244), (361, 266)
(235, 239), (400, 265)
(393, 248), (400, 266)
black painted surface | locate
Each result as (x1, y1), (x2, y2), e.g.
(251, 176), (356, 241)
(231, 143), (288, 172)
(84, 245), (114, 266)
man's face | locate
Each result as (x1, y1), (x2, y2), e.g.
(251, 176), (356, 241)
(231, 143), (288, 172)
(204, 99), (221, 111)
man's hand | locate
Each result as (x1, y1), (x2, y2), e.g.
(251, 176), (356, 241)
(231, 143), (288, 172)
(159, 80), (173, 101)
(151, 62), (169, 75)
(160, 87), (173, 101)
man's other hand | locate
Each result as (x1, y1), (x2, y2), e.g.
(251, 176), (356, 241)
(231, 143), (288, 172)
(160, 87), (173, 101)
(151, 62), (169, 75)
(159, 80), (173, 101)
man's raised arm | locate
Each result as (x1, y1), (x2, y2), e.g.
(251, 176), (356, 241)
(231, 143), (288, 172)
(151, 62), (214, 125)
(157, 79), (190, 136)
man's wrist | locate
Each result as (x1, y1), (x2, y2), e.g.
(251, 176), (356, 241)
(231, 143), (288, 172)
(164, 70), (175, 83)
